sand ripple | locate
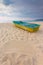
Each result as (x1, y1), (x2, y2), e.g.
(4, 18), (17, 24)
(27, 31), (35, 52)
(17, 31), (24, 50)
(0, 52), (37, 65)
(0, 22), (43, 65)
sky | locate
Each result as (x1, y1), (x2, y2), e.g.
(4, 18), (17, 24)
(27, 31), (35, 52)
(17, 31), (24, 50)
(0, 0), (43, 22)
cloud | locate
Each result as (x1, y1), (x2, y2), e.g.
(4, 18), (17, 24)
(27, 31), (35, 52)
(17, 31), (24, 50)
(0, 3), (13, 16)
(0, 3), (25, 17)
(0, 0), (43, 21)
(0, 3), (34, 23)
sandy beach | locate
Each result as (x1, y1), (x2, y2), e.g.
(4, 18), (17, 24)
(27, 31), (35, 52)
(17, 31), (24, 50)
(0, 22), (43, 65)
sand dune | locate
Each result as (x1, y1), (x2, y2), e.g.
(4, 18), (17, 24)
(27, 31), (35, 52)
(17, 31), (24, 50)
(0, 22), (43, 65)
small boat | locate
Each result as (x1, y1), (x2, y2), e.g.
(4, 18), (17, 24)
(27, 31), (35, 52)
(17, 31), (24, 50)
(13, 21), (40, 32)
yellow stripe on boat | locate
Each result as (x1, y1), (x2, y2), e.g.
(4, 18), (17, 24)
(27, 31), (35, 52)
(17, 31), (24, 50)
(15, 24), (39, 32)
(13, 21), (40, 32)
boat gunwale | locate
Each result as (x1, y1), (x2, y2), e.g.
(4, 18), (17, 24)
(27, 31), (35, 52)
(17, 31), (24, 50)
(13, 21), (40, 29)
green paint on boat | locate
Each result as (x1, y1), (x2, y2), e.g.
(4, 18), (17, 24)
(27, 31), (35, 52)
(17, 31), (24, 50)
(13, 21), (40, 32)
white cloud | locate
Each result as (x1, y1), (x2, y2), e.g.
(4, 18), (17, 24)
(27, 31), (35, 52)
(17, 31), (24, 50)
(0, 3), (13, 15)
(0, 3), (23, 17)
(0, 3), (34, 23)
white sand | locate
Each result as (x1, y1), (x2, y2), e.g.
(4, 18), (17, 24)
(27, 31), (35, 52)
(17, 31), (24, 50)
(0, 22), (43, 65)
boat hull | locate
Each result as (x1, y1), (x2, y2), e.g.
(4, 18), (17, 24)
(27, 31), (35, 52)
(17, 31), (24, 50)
(13, 21), (40, 32)
(14, 24), (40, 32)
